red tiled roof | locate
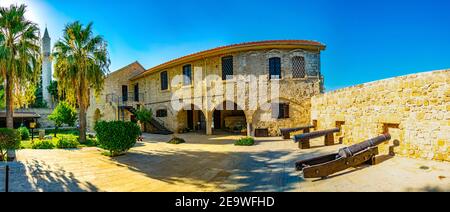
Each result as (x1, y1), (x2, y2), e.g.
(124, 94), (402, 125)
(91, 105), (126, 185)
(131, 40), (325, 80)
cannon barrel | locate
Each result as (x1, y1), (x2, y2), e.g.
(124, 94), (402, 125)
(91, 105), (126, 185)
(280, 125), (314, 139)
(280, 125), (314, 134)
(338, 134), (391, 158)
(293, 128), (340, 143)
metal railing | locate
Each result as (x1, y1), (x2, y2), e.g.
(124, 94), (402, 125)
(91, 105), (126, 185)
(4, 165), (9, 192)
(106, 93), (145, 107)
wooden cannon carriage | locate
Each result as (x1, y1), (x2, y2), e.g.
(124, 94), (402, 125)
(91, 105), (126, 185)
(293, 128), (340, 149)
(280, 125), (315, 139)
(296, 134), (391, 179)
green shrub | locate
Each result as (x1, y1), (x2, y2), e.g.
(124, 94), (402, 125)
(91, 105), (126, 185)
(0, 128), (21, 161)
(48, 101), (78, 136)
(56, 136), (80, 149)
(235, 137), (255, 146)
(168, 137), (186, 144)
(32, 140), (55, 149)
(46, 128), (79, 135)
(94, 121), (141, 157)
(18, 126), (30, 140)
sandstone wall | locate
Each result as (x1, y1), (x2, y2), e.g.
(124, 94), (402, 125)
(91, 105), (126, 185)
(311, 70), (450, 162)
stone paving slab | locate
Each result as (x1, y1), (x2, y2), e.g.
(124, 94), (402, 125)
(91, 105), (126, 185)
(1, 133), (449, 192)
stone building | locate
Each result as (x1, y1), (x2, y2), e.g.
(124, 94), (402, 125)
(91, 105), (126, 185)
(87, 39), (449, 163)
(88, 40), (326, 136)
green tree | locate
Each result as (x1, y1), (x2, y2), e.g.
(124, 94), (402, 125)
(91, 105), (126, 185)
(135, 107), (152, 132)
(0, 4), (42, 128)
(48, 101), (78, 137)
(53, 21), (110, 143)
(47, 80), (59, 103)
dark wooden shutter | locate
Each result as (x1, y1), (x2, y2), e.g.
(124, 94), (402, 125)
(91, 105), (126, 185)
(269, 57), (281, 79)
(134, 83), (139, 102)
(283, 104), (290, 118)
(122, 85), (128, 102)
(161, 71), (168, 90)
(222, 56), (233, 80)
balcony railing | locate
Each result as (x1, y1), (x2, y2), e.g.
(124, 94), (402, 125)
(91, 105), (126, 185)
(106, 92), (144, 107)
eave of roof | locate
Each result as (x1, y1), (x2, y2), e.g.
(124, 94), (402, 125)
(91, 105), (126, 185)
(107, 61), (146, 79)
(0, 112), (41, 118)
(130, 40), (325, 81)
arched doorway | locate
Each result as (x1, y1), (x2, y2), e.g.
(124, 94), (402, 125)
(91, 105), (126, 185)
(212, 101), (247, 135)
(176, 104), (206, 133)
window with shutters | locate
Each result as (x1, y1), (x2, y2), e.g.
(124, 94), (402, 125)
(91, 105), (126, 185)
(156, 109), (168, 118)
(222, 56), (233, 80)
(160, 71), (168, 91)
(269, 57), (281, 79)
(272, 103), (290, 119)
(292, 56), (306, 78)
(122, 85), (128, 102)
(134, 83), (139, 102)
(183, 65), (192, 85)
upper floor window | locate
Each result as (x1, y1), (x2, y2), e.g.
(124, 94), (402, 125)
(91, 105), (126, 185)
(222, 56), (233, 80)
(292, 56), (306, 78)
(269, 57), (281, 80)
(272, 103), (290, 119)
(122, 85), (128, 102)
(134, 83), (139, 102)
(160, 71), (168, 91)
(183, 65), (192, 85)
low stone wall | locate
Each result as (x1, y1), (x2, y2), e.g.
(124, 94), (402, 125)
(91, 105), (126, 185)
(311, 70), (450, 162)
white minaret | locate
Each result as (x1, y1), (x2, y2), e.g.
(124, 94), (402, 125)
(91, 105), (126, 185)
(41, 27), (52, 107)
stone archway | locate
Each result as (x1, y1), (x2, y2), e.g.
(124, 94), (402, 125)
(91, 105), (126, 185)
(175, 103), (207, 134)
(211, 100), (247, 135)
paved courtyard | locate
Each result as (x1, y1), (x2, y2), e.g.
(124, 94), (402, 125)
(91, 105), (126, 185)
(1, 133), (449, 192)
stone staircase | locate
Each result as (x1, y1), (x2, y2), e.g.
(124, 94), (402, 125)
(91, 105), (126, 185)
(123, 106), (173, 135)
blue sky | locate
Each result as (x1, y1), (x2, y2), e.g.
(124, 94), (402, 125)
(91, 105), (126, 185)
(2, 0), (450, 91)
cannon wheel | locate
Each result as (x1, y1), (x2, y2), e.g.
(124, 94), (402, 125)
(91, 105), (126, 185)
(301, 147), (379, 178)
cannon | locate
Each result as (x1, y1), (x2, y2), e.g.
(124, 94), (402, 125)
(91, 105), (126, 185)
(293, 128), (340, 149)
(280, 125), (315, 139)
(295, 134), (391, 179)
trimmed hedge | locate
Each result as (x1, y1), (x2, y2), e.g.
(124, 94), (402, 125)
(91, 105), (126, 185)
(235, 137), (255, 146)
(18, 127), (30, 140)
(56, 136), (80, 149)
(95, 121), (141, 157)
(0, 128), (21, 161)
(32, 140), (55, 149)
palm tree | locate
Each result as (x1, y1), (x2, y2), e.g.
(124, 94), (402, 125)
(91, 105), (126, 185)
(53, 21), (110, 143)
(0, 4), (42, 129)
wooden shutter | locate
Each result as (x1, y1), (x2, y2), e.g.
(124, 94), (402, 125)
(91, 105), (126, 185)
(283, 104), (290, 118)
(269, 57), (281, 79)
(134, 84), (139, 102)
(161, 71), (168, 90)
(122, 85), (128, 102)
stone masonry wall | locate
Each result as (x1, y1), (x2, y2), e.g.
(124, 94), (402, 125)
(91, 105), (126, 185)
(311, 70), (450, 162)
